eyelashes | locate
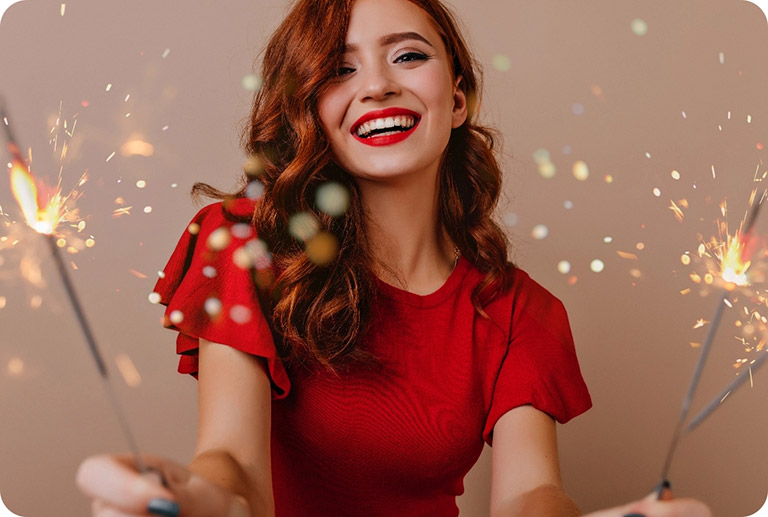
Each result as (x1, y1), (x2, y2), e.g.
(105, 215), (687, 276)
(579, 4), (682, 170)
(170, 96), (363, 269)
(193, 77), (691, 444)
(334, 51), (431, 77)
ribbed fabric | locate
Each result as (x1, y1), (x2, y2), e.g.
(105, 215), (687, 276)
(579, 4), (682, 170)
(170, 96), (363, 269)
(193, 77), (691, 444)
(155, 201), (592, 516)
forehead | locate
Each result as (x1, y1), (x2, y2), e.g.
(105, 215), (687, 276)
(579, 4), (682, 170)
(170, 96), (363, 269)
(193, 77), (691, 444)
(345, 0), (443, 49)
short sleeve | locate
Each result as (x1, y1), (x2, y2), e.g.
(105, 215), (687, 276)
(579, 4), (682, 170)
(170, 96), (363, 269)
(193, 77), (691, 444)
(482, 271), (591, 445)
(152, 198), (290, 399)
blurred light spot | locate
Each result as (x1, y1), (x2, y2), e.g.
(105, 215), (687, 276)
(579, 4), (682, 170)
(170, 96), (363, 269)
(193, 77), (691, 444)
(491, 54), (511, 72)
(538, 160), (556, 179)
(681, 254), (691, 265)
(0, 297), (5, 309)
(203, 266), (217, 278)
(128, 269), (147, 279)
(231, 223), (253, 240)
(591, 84), (603, 97)
(719, 52), (724, 64)
(162, 125), (169, 131)
(671, 170), (680, 180)
(188, 223), (201, 235)
(503, 212), (518, 226)
(162, 48), (171, 59)
(289, 212), (320, 242)
(533, 148), (556, 178)
(230, 304), (252, 324)
(603, 236), (613, 243)
(306, 232), (339, 265)
(645, 152), (652, 159)
(7, 358), (23, 377)
(572, 160), (589, 181)
(316, 182), (350, 217)
(169, 310), (184, 324)
(636, 242), (645, 250)
(653, 187), (661, 197)
(242, 75), (263, 92)
(571, 103), (585, 115)
(531, 224), (549, 240)
(631, 18), (648, 36)
(115, 354), (142, 387)
(205, 297), (222, 317)
(563, 200), (574, 210)
(30, 295), (43, 309)
(590, 259), (605, 273)
(682, 111), (687, 119)
(557, 260), (571, 274)
(604, 174), (613, 183)
(629, 268), (642, 278)
(148, 292), (161, 304)
(85, 238), (95, 248)
(121, 138), (154, 157)
(207, 227), (231, 250)
(60, 3), (66, 16)
(136, 180), (146, 189)
(143, 206), (152, 214)
(533, 148), (550, 163)
(246, 180), (264, 200)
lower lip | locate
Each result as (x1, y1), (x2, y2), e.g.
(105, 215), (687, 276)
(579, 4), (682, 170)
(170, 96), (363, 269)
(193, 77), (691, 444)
(351, 122), (419, 147)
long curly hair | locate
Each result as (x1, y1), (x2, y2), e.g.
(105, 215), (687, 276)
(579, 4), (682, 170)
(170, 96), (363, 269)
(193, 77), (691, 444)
(193, 0), (512, 373)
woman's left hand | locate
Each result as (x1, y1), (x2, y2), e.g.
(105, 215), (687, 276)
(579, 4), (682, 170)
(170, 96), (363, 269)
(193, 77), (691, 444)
(583, 486), (711, 517)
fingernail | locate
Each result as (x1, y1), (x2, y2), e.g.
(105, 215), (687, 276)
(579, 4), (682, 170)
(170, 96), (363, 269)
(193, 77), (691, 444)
(147, 498), (179, 517)
(623, 514), (646, 517)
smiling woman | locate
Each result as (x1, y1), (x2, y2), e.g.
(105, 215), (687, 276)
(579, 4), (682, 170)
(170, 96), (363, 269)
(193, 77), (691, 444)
(70, 1), (715, 516)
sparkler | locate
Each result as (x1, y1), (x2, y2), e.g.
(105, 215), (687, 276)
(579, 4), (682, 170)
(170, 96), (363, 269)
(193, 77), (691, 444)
(656, 190), (765, 498)
(1, 98), (149, 475)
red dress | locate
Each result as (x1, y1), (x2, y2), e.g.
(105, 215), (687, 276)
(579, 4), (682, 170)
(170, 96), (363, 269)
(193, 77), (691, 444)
(153, 200), (592, 516)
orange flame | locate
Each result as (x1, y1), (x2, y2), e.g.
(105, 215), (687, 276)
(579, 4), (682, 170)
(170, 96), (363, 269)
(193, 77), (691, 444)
(7, 145), (65, 235)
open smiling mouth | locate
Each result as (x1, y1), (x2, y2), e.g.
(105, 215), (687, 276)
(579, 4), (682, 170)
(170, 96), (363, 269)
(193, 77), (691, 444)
(351, 113), (421, 146)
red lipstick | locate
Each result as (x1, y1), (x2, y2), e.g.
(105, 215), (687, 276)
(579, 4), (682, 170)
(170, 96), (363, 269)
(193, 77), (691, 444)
(351, 107), (421, 147)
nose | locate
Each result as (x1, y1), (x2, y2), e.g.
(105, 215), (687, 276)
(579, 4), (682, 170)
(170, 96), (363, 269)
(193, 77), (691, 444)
(357, 62), (400, 101)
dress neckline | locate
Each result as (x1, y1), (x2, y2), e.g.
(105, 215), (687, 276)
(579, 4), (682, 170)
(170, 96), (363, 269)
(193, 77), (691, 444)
(373, 256), (472, 308)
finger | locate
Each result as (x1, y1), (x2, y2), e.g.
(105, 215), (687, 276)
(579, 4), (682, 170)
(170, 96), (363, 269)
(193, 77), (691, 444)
(77, 455), (176, 514)
(92, 498), (143, 517)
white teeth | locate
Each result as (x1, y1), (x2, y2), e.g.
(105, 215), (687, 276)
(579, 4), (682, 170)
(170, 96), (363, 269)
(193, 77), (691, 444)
(355, 115), (416, 138)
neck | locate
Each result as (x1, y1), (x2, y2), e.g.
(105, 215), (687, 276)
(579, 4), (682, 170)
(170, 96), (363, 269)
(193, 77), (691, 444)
(355, 171), (457, 295)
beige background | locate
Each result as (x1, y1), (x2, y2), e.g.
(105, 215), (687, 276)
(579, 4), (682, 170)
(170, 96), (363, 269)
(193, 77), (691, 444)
(1, 0), (767, 515)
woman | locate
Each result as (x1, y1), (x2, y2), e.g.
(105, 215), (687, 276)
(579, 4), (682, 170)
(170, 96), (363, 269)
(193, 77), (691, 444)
(77, 0), (711, 515)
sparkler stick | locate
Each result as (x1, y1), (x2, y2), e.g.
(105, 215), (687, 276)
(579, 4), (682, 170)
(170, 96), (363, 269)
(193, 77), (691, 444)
(1, 98), (148, 474)
(655, 195), (764, 498)
(685, 351), (768, 434)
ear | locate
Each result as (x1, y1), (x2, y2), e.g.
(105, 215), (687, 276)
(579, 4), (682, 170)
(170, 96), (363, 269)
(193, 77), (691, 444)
(451, 76), (468, 129)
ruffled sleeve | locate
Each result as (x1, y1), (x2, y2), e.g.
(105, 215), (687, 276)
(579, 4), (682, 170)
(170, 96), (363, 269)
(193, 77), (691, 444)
(152, 198), (290, 399)
(482, 270), (591, 445)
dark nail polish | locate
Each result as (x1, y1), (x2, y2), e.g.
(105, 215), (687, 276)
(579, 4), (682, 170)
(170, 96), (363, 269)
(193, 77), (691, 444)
(653, 479), (672, 493)
(623, 514), (646, 517)
(147, 498), (179, 517)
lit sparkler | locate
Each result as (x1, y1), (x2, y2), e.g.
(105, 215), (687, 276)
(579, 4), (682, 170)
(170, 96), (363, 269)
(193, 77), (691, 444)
(656, 188), (766, 497)
(1, 98), (149, 475)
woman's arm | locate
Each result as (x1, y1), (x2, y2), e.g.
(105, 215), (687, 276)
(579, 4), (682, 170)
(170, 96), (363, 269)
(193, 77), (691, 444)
(489, 405), (580, 517)
(191, 338), (276, 517)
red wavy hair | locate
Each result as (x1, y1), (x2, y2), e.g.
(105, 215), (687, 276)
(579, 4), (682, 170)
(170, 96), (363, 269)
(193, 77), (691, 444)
(193, 0), (512, 373)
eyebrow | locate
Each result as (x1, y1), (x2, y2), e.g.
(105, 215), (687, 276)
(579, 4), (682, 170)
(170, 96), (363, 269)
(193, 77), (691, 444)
(343, 31), (435, 53)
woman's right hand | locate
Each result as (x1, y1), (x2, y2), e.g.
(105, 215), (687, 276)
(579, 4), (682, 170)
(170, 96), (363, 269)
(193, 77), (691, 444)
(76, 454), (251, 517)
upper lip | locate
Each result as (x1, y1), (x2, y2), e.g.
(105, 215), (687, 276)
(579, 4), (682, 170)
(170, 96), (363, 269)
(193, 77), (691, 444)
(351, 107), (421, 134)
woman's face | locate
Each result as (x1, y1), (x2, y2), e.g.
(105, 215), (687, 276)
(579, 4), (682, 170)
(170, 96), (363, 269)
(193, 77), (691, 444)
(317, 0), (467, 184)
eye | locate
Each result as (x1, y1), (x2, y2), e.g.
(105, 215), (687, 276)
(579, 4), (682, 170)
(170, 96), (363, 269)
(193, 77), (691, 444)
(394, 51), (429, 64)
(335, 65), (356, 77)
